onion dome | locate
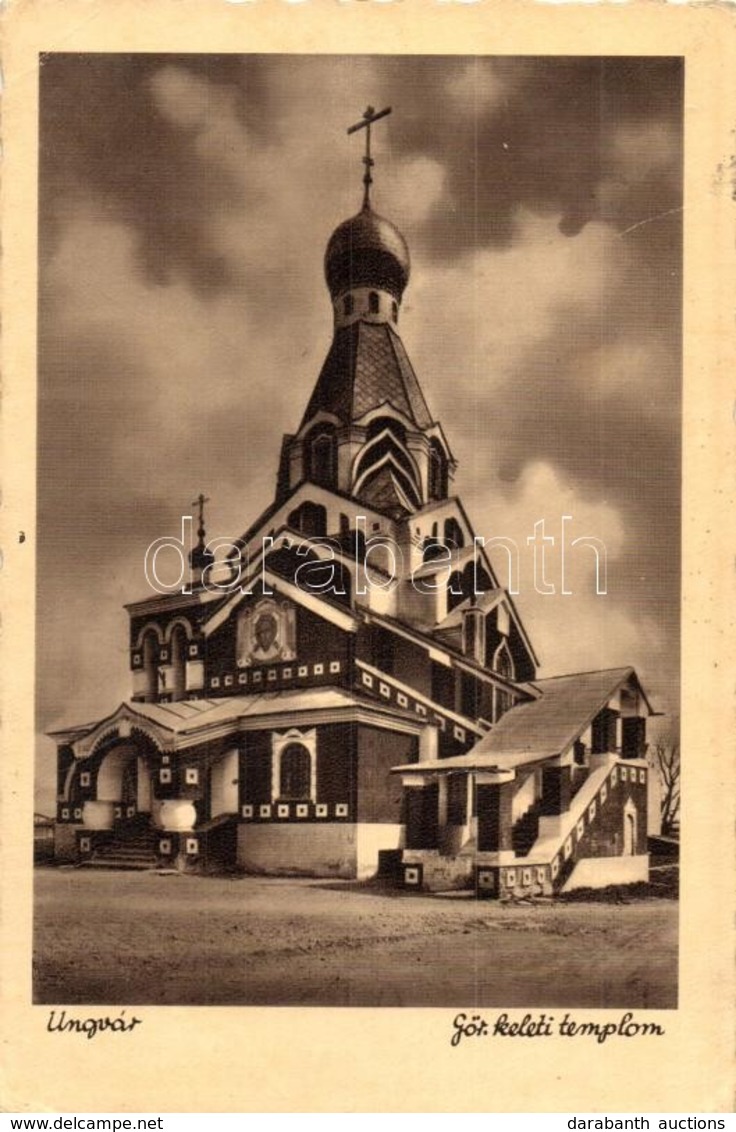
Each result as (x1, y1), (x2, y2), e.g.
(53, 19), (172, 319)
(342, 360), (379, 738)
(325, 204), (410, 302)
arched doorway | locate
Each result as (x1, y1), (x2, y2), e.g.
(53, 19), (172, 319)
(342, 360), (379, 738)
(96, 741), (153, 823)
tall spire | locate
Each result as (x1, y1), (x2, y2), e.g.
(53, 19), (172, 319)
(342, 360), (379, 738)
(347, 105), (392, 210)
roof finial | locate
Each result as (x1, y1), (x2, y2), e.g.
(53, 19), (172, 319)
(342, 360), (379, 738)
(347, 105), (392, 210)
(189, 492), (214, 582)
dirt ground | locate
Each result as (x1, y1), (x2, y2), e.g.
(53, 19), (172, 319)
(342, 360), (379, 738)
(33, 868), (678, 1008)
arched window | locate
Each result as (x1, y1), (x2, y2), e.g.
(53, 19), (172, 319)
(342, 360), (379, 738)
(429, 439), (448, 502)
(343, 294), (354, 316)
(287, 500), (327, 538)
(142, 631), (158, 702)
(368, 291), (379, 314)
(170, 624), (187, 702)
(279, 743), (311, 800)
(447, 571), (464, 612)
(494, 642), (514, 681)
(304, 424), (337, 489)
(444, 516), (464, 550)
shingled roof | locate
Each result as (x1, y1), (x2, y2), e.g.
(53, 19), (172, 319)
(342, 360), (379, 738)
(393, 667), (647, 773)
(299, 321), (434, 432)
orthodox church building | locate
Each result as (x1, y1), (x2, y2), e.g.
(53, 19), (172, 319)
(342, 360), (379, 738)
(51, 110), (654, 898)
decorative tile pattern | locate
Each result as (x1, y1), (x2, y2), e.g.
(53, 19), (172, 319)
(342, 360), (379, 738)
(588, 801), (597, 821)
(505, 869), (517, 888)
(403, 865), (421, 886)
(259, 804), (272, 819)
(277, 804), (289, 818)
(80, 772), (91, 787)
(241, 805), (253, 819)
(315, 803), (328, 818)
(639, 769), (647, 784)
(185, 767), (199, 785)
(296, 804), (308, 818)
(335, 803), (348, 817)
(329, 661), (341, 674)
(576, 819), (585, 839)
(79, 837), (91, 853)
(159, 839), (172, 855)
(160, 768), (172, 784)
(397, 693), (408, 708)
(314, 664), (324, 676)
(185, 838), (198, 855)
(564, 836), (573, 860)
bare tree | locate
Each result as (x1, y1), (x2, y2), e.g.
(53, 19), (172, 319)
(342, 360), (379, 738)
(650, 739), (680, 836)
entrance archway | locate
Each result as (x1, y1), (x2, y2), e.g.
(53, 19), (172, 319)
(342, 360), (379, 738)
(96, 741), (153, 820)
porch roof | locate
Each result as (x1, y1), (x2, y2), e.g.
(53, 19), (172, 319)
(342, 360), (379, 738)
(391, 667), (646, 774)
(49, 685), (421, 747)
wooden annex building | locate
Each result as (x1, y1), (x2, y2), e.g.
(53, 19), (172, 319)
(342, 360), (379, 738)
(51, 113), (656, 898)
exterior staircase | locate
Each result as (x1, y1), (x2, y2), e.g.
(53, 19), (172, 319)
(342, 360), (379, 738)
(81, 817), (160, 870)
(511, 802), (541, 857)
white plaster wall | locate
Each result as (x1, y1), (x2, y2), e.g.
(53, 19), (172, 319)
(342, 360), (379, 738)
(237, 822), (357, 877)
(186, 660), (204, 691)
(355, 823), (403, 879)
(647, 763), (663, 836)
(512, 771), (537, 823)
(210, 749), (239, 818)
(562, 854), (649, 891)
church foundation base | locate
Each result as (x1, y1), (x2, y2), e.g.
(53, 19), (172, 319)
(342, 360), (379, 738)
(237, 822), (356, 878)
(401, 850), (475, 892)
(562, 854), (649, 892)
(54, 823), (81, 862)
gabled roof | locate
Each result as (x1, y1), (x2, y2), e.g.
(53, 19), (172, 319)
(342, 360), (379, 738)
(299, 322), (433, 432)
(392, 667), (649, 773)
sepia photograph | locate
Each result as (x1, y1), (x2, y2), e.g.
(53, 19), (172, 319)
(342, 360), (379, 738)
(31, 53), (685, 1011)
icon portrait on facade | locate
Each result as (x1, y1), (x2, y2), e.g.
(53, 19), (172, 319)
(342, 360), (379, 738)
(237, 598), (296, 667)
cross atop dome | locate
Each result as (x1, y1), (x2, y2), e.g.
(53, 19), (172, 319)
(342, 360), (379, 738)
(347, 105), (392, 210)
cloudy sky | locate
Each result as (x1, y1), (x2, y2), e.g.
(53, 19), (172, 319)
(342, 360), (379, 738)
(37, 54), (682, 810)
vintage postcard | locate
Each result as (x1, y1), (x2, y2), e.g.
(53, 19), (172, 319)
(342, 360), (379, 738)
(1, 0), (734, 1114)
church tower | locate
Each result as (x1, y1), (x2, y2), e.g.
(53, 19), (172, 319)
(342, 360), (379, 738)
(275, 107), (454, 522)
